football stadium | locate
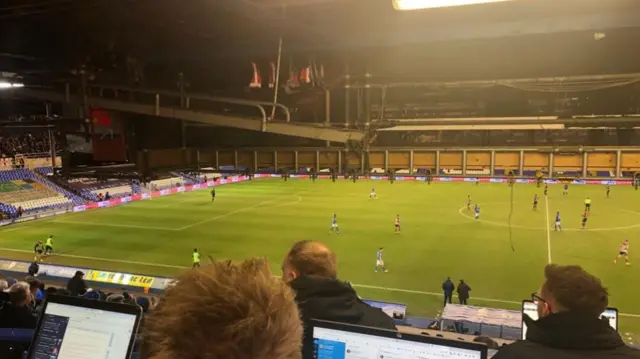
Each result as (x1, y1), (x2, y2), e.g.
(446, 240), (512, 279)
(2, 0), (640, 358)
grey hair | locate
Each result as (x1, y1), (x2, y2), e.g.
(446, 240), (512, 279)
(0, 280), (7, 291)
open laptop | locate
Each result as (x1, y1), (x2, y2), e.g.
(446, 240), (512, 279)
(306, 319), (488, 359)
(27, 294), (143, 359)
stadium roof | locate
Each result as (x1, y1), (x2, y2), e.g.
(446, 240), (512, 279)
(1, 0), (639, 82)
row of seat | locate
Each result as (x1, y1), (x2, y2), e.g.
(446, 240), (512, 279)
(11, 196), (71, 211)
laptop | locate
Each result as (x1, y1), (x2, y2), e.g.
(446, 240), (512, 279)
(27, 294), (143, 359)
(306, 319), (488, 359)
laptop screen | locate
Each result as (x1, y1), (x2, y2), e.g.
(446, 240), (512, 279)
(312, 326), (485, 359)
(28, 302), (138, 359)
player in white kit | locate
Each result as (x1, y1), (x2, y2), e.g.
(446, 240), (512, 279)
(375, 248), (388, 273)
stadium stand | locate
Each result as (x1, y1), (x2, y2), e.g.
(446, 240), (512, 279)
(34, 167), (140, 202)
(147, 177), (184, 191)
(0, 133), (51, 159)
(0, 169), (83, 217)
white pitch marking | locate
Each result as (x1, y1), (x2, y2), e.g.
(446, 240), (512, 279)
(457, 206), (640, 232)
(0, 226), (27, 233)
(52, 219), (178, 231)
(0, 247), (638, 318)
(178, 193), (304, 231)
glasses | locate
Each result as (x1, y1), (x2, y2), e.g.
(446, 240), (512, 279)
(531, 292), (547, 304)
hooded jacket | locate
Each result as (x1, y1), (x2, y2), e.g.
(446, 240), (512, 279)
(493, 312), (640, 359)
(289, 275), (396, 334)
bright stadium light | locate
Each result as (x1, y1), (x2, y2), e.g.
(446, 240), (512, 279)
(0, 81), (24, 89)
(393, 0), (515, 11)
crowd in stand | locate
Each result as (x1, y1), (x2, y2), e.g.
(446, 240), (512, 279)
(0, 133), (51, 161)
(1, 240), (639, 359)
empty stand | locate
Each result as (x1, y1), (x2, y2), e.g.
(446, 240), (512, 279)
(0, 169), (83, 216)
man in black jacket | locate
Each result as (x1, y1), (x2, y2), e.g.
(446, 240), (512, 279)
(282, 240), (396, 335)
(456, 280), (471, 305)
(66, 271), (87, 296)
(494, 264), (640, 359)
(442, 277), (455, 306)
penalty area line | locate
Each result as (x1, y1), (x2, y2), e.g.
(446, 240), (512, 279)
(0, 247), (638, 318)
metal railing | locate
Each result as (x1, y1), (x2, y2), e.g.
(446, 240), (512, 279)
(62, 82), (291, 124)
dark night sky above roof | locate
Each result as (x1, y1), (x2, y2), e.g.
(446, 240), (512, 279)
(1, 0), (640, 82)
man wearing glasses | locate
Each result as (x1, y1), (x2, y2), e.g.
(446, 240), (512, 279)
(493, 264), (639, 359)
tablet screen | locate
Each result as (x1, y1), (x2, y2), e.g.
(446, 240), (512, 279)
(29, 302), (138, 359)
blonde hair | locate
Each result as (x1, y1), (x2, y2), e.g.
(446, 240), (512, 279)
(145, 259), (302, 359)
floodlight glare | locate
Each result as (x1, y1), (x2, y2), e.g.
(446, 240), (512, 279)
(0, 82), (24, 89)
(393, 0), (515, 11)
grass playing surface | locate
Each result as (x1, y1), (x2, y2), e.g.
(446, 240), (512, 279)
(1, 178), (639, 339)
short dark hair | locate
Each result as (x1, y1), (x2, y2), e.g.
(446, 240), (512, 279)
(286, 240), (337, 279)
(543, 264), (608, 316)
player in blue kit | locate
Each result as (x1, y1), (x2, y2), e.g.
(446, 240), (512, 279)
(544, 184), (548, 196)
(581, 211), (588, 229)
(532, 194), (539, 211)
(554, 211), (562, 231)
(369, 187), (377, 199)
(474, 204), (480, 220)
(606, 185), (611, 198)
(330, 214), (340, 234)
(467, 195), (472, 210)
(375, 248), (388, 273)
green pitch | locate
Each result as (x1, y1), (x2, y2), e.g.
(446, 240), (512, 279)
(1, 179), (639, 339)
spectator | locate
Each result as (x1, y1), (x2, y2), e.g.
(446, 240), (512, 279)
(0, 282), (38, 328)
(28, 261), (39, 276)
(457, 280), (471, 305)
(143, 258), (302, 359)
(0, 279), (8, 292)
(493, 264), (640, 359)
(66, 271), (87, 296)
(25, 276), (42, 298)
(442, 277), (455, 306)
(82, 289), (99, 300)
(105, 191), (111, 200)
(282, 240), (396, 338)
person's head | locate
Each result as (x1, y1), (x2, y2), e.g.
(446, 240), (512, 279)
(460, 279), (464, 284)
(282, 240), (337, 283)
(194, 248), (198, 253)
(74, 271), (84, 278)
(25, 276), (42, 295)
(146, 258), (302, 359)
(535, 264), (608, 319)
(8, 281), (32, 306)
(0, 279), (7, 292)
